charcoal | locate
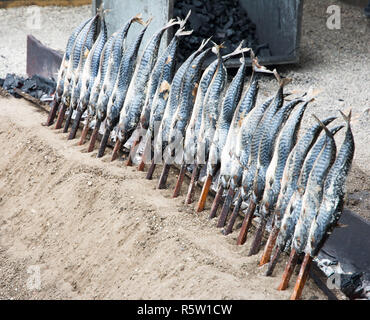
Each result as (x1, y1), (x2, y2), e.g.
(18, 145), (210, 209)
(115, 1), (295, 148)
(173, 0), (261, 64)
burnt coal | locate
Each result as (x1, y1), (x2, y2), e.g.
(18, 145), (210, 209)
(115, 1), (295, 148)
(1, 73), (56, 100)
(174, 0), (264, 64)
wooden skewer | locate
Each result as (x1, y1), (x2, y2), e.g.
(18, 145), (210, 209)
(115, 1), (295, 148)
(248, 217), (267, 256)
(209, 185), (224, 219)
(158, 164), (171, 189)
(126, 137), (141, 166)
(265, 246), (281, 276)
(185, 164), (200, 204)
(277, 248), (299, 291)
(217, 187), (235, 227)
(68, 110), (82, 140)
(97, 127), (111, 158)
(290, 253), (312, 300)
(46, 99), (58, 126)
(111, 138), (123, 161)
(137, 137), (151, 171)
(259, 225), (280, 266)
(79, 119), (90, 145)
(224, 195), (242, 235)
(87, 119), (101, 153)
(55, 103), (67, 129)
(173, 164), (186, 198)
(236, 199), (256, 245)
(196, 174), (212, 212)
(138, 159), (146, 171)
(146, 159), (156, 180)
(63, 107), (73, 133)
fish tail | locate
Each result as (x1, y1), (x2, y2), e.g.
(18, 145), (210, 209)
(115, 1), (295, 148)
(132, 13), (145, 26)
(144, 17), (154, 27)
(274, 70), (292, 87)
(339, 109), (352, 125)
(312, 114), (334, 139)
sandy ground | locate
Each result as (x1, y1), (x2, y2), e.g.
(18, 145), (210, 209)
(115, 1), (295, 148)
(0, 96), (327, 300)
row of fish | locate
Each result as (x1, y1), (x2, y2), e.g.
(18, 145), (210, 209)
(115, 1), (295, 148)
(45, 11), (355, 300)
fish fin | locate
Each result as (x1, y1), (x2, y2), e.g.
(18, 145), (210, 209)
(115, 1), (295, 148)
(251, 54), (274, 75)
(197, 37), (212, 52)
(177, 9), (191, 27)
(145, 17), (154, 27)
(339, 109), (352, 125)
(223, 41), (250, 61)
(132, 13), (145, 26)
(274, 70), (292, 87)
(211, 41), (225, 55)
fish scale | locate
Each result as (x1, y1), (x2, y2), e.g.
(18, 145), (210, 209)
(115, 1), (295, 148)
(276, 124), (343, 252)
(291, 121), (337, 254)
(207, 55), (248, 177)
(117, 19), (181, 144)
(305, 112), (354, 257)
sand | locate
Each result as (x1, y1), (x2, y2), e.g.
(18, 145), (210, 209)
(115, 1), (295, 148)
(0, 95), (327, 300)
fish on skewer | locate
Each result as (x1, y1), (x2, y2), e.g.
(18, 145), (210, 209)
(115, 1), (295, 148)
(68, 13), (108, 140)
(236, 75), (289, 245)
(185, 43), (227, 204)
(96, 18), (151, 158)
(56, 14), (99, 130)
(79, 30), (117, 146)
(157, 44), (212, 189)
(278, 117), (337, 291)
(215, 57), (274, 225)
(64, 15), (99, 134)
(248, 99), (309, 256)
(145, 38), (210, 179)
(196, 53), (248, 213)
(291, 111), (354, 300)
(260, 116), (336, 268)
(266, 124), (344, 277)
(46, 17), (93, 126)
(111, 19), (181, 162)
(173, 42), (250, 197)
(126, 14), (192, 165)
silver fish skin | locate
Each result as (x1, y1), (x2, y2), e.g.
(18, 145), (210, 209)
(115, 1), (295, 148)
(183, 43), (249, 165)
(274, 116), (336, 227)
(207, 55), (248, 177)
(166, 47), (211, 161)
(106, 20), (151, 131)
(305, 111), (354, 257)
(78, 17), (108, 113)
(70, 16), (99, 110)
(140, 16), (192, 131)
(55, 17), (93, 102)
(154, 38), (209, 158)
(276, 124), (344, 252)
(291, 120), (337, 254)
(61, 15), (98, 106)
(87, 33), (116, 120)
(196, 44), (228, 165)
(259, 101), (309, 221)
(241, 82), (286, 201)
(117, 19), (181, 143)
(96, 15), (141, 121)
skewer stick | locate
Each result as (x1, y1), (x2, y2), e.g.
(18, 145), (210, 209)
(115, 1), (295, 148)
(209, 185), (224, 219)
(217, 187), (235, 227)
(277, 248), (299, 291)
(138, 137), (150, 171)
(259, 225), (280, 266)
(79, 119), (90, 145)
(236, 199), (256, 245)
(138, 159), (146, 171)
(68, 110), (82, 140)
(97, 128), (111, 158)
(185, 164), (200, 204)
(196, 174), (213, 212)
(265, 246), (281, 276)
(173, 164), (186, 198)
(146, 159), (156, 180)
(290, 253), (312, 300)
(87, 119), (101, 153)
(126, 137), (141, 166)
(63, 107), (73, 133)
(46, 99), (58, 126)
(248, 218), (267, 256)
(55, 103), (67, 129)
(158, 164), (171, 189)
(224, 195), (242, 235)
(111, 138), (123, 161)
